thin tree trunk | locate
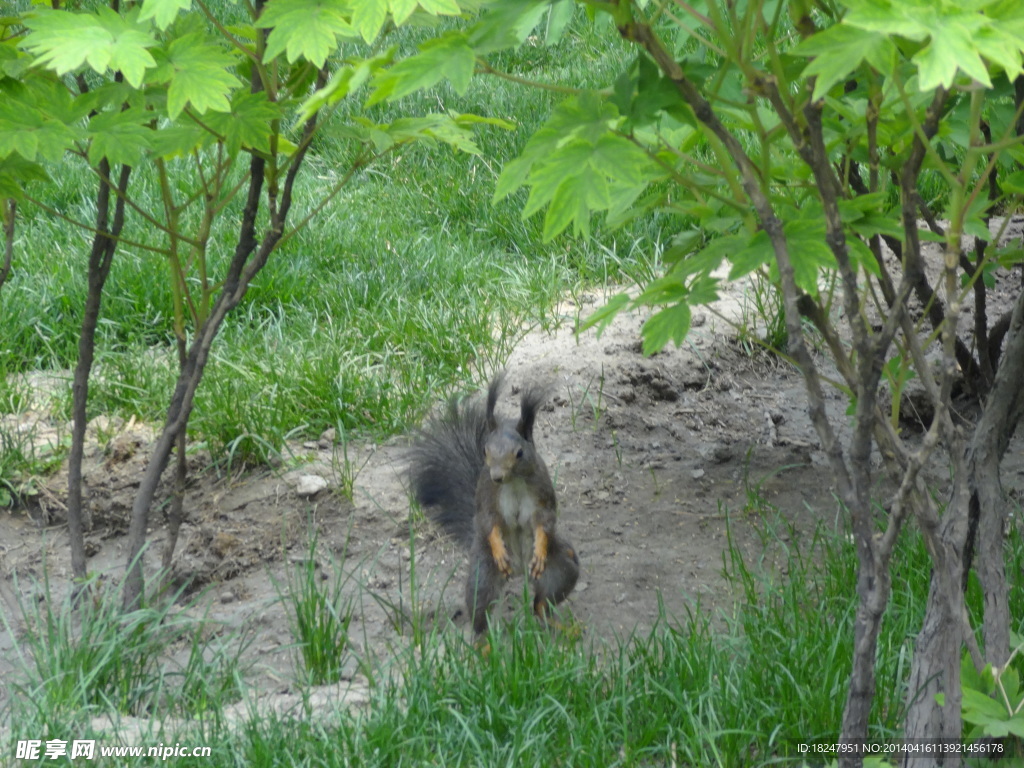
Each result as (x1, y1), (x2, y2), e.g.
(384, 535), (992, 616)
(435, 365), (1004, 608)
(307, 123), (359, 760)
(122, 151), (267, 610)
(968, 286), (1024, 667)
(901, 473), (973, 768)
(0, 199), (14, 292)
(161, 336), (189, 579)
(841, 538), (891, 763)
(120, 45), (325, 610)
(67, 162), (131, 582)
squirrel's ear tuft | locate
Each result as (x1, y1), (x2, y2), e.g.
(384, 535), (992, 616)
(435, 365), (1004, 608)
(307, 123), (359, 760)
(517, 385), (546, 442)
(485, 370), (506, 432)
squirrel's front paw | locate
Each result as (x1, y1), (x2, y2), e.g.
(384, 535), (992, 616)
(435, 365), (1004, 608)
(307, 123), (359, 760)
(487, 525), (513, 578)
(529, 553), (547, 580)
(495, 552), (513, 578)
(530, 526), (549, 579)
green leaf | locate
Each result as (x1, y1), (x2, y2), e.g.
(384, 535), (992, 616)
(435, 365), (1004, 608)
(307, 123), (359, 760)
(139, 0), (193, 31)
(353, 0), (388, 43)
(1002, 170), (1024, 195)
(469, 0), (548, 54)
(259, 0), (355, 65)
(963, 192), (994, 241)
(507, 94), (659, 239)
(847, 236), (881, 278)
(23, 7), (157, 88)
(544, 0), (574, 45)
(783, 219), (836, 295)
(588, 134), (653, 187)
(912, 19), (991, 91)
(1002, 666), (1021, 705)
(579, 292), (630, 337)
(543, 168), (610, 239)
(961, 687), (1009, 726)
(378, 114), (483, 154)
(843, 0), (933, 42)
(149, 124), (210, 158)
(0, 98), (79, 163)
(417, 0), (461, 15)
(1004, 716), (1024, 738)
(974, 26), (1024, 82)
(844, 0), (1006, 91)
(0, 155), (51, 202)
(642, 302), (692, 355)
(369, 31), (475, 103)
(23, 12), (119, 76)
(297, 48), (396, 123)
(492, 154), (532, 203)
(522, 139), (596, 218)
(794, 24), (896, 100)
(202, 91), (282, 155)
(389, 0), (419, 26)
(87, 108), (152, 166)
(0, 42), (31, 80)
(165, 33), (239, 118)
(636, 274), (688, 306)
(450, 113), (515, 130)
(727, 231), (772, 279)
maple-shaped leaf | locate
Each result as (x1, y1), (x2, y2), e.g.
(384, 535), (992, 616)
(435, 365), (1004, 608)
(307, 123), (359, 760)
(366, 114), (481, 154)
(0, 155), (51, 202)
(23, 7), (157, 88)
(165, 33), (240, 119)
(579, 292), (630, 338)
(469, 0), (547, 54)
(389, 0), (419, 26)
(258, 0), (356, 66)
(139, 0), (194, 31)
(352, 0), (388, 43)
(368, 31), (475, 104)
(521, 139), (594, 218)
(793, 24), (896, 100)
(641, 302), (692, 355)
(201, 91), (282, 155)
(0, 42), (32, 80)
(23, 12), (117, 76)
(87, 108), (153, 166)
(542, 168), (609, 239)
(297, 48), (396, 123)
(0, 98), (80, 163)
(843, 0), (1001, 91)
(417, 0), (460, 14)
(149, 124), (212, 159)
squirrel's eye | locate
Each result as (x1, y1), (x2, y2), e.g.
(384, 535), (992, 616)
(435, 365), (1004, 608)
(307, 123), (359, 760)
(516, 448), (524, 459)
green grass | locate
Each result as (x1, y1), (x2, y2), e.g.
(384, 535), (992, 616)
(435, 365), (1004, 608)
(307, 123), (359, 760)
(9, 508), (1023, 767)
(0, 374), (68, 505)
(275, 531), (357, 686)
(0, 13), (654, 473)
(4, 569), (249, 739)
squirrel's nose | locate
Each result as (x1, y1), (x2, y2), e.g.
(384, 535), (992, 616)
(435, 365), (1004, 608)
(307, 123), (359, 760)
(489, 469), (505, 483)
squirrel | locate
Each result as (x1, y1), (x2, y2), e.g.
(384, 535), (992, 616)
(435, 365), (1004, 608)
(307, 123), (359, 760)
(408, 372), (579, 635)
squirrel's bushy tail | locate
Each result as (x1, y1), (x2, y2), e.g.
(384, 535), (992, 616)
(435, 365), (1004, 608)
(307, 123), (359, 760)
(407, 391), (490, 549)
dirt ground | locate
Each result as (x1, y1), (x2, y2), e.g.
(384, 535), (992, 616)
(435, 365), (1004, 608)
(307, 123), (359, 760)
(3, 223), (1023, 725)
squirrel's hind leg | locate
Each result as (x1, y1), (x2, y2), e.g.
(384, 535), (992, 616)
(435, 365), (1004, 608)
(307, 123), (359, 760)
(467, 540), (504, 635)
(532, 535), (580, 619)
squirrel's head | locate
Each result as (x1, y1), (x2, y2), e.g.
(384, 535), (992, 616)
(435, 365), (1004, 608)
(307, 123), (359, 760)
(484, 426), (530, 484)
(483, 371), (545, 483)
